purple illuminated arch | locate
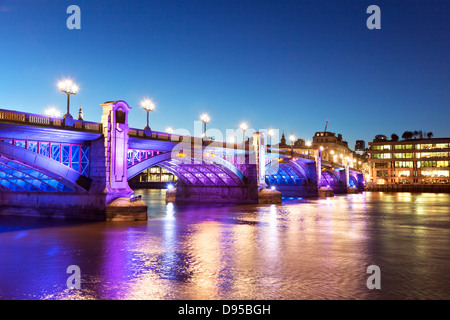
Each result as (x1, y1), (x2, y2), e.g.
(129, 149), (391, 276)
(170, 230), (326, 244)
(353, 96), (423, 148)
(127, 151), (246, 186)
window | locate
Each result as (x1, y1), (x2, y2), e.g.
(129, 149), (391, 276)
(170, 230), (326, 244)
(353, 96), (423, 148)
(417, 152), (448, 158)
(398, 170), (411, 177)
(417, 161), (449, 168)
(395, 161), (414, 168)
(116, 109), (126, 124)
(419, 143), (449, 150)
(372, 153), (391, 159)
(150, 167), (160, 173)
(420, 170), (449, 178)
(374, 162), (390, 168)
(394, 153), (413, 159)
(376, 170), (388, 177)
(394, 144), (413, 150)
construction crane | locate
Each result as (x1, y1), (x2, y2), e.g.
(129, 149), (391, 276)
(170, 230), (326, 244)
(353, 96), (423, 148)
(324, 120), (329, 132)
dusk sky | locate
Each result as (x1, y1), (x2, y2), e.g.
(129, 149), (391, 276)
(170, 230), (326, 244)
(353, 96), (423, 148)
(0, 0), (449, 147)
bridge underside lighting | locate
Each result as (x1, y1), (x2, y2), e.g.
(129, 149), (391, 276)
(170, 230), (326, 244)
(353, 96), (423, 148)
(265, 162), (308, 185)
(0, 156), (76, 192)
(160, 159), (244, 187)
(127, 151), (246, 187)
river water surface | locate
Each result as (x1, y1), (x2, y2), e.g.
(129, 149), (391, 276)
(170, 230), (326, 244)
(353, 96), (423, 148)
(1, 191), (449, 300)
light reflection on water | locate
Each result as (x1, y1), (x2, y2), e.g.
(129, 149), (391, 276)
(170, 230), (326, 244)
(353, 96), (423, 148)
(1, 190), (450, 299)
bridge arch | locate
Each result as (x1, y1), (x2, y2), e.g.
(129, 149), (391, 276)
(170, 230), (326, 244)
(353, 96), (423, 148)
(0, 141), (91, 192)
(127, 152), (246, 186)
(320, 169), (342, 187)
(265, 159), (310, 185)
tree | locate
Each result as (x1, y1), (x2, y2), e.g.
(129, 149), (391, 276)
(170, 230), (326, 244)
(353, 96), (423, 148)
(427, 132), (434, 139)
(391, 133), (399, 141)
(413, 130), (419, 139)
(402, 131), (413, 140)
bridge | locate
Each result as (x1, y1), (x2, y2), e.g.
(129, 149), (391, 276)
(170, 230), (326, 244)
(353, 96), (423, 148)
(0, 101), (364, 221)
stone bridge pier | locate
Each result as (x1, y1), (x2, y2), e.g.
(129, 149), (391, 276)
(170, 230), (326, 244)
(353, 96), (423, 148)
(91, 101), (147, 221)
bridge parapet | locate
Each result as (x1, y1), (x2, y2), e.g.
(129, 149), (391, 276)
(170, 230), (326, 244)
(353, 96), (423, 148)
(0, 108), (102, 133)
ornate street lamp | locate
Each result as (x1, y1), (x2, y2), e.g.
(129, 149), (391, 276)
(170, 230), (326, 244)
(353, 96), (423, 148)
(58, 78), (78, 120)
(268, 129), (275, 151)
(240, 122), (248, 144)
(306, 140), (312, 159)
(200, 113), (210, 139)
(289, 134), (295, 157)
(141, 98), (155, 135)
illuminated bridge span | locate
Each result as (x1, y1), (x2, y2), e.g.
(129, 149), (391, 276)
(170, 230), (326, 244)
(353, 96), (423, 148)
(0, 101), (363, 221)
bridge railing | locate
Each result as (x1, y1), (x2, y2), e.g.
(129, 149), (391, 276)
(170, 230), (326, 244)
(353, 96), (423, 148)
(0, 109), (102, 133)
(128, 128), (185, 142)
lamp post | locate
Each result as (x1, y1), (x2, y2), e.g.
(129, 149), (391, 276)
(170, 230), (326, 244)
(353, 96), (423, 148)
(289, 134), (295, 157)
(306, 140), (312, 159)
(200, 113), (210, 139)
(240, 122), (248, 145)
(166, 127), (173, 134)
(268, 129), (275, 152)
(141, 99), (155, 135)
(58, 79), (78, 120)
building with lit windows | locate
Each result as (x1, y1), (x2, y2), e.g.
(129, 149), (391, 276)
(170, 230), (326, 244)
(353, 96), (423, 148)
(278, 131), (367, 171)
(128, 166), (178, 189)
(367, 135), (450, 190)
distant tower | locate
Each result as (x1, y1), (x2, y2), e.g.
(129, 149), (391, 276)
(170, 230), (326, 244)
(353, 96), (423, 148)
(280, 132), (286, 146)
(78, 104), (84, 121)
(355, 140), (366, 155)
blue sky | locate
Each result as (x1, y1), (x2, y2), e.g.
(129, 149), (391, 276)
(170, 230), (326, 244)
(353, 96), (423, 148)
(0, 0), (449, 147)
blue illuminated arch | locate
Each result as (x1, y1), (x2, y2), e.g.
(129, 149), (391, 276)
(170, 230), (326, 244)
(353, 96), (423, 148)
(0, 141), (91, 192)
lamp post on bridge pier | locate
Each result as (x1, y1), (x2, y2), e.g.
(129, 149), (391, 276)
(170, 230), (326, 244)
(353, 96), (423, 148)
(240, 122), (248, 146)
(306, 140), (312, 159)
(141, 98), (155, 136)
(268, 129), (275, 152)
(58, 78), (78, 125)
(200, 113), (210, 140)
(289, 133), (295, 157)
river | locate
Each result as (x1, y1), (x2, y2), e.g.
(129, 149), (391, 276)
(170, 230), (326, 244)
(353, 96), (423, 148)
(1, 191), (449, 299)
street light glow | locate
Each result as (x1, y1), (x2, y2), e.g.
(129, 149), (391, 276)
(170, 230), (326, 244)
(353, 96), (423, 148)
(240, 122), (248, 131)
(289, 134), (295, 142)
(166, 127), (173, 134)
(141, 99), (155, 111)
(58, 79), (78, 94)
(306, 141), (312, 147)
(200, 113), (210, 123)
(268, 129), (275, 137)
(45, 107), (61, 118)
